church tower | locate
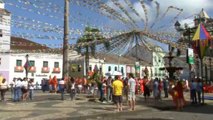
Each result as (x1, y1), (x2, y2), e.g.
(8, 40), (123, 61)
(194, 8), (210, 26)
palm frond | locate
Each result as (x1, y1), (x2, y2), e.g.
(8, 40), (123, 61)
(104, 41), (110, 51)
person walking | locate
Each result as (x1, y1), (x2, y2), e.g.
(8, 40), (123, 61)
(59, 78), (65, 100)
(69, 77), (76, 101)
(21, 78), (29, 101)
(28, 79), (35, 100)
(10, 78), (16, 100)
(14, 78), (22, 102)
(197, 78), (202, 104)
(174, 81), (185, 110)
(190, 80), (197, 104)
(143, 77), (150, 102)
(112, 75), (123, 112)
(123, 77), (129, 103)
(163, 77), (169, 98)
(128, 73), (136, 111)
(106, 76), (112, 102)
(52, 76), (58, 93)
(153, 78), (159, 102)
(158, 79), (163, 100)
(0, 78), (9, 102)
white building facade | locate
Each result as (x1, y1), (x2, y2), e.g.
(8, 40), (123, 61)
(0, 53), (63, 84)
(0, 3), (63, 84)
(152, 46), (166, 79)
(0, 2), (10, 52)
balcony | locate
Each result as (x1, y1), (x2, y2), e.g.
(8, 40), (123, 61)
(14, 66), (24, 72)
(29, 66), (36, 73)
(41, 67), (50, 73)
(52, 67), (60, 73)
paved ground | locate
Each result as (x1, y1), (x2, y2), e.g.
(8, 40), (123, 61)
(0, 91), (213, 120)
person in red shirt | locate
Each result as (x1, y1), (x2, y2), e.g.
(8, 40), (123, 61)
(139, 78), (144, 94)
(52, 76), (58, 93)
(158, 79), (163, 100)
(48, 76), (53, 92)
(174, 81), (184, 110)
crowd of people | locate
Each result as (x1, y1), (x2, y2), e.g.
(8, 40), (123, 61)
(0, 77), (35, 102)
(0, 74), (205, 111)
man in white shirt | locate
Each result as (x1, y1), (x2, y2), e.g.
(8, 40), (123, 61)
(59, 78), (65, 100)
(14, 78), (22, 102)
(128, 73), (136, 111)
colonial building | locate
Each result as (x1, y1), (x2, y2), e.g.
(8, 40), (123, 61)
(0, 3), (63, 84)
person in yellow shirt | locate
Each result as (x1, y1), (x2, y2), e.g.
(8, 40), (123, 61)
(112, 75), (123, 112)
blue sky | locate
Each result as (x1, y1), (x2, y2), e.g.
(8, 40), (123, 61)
(3, 0), (213, 49)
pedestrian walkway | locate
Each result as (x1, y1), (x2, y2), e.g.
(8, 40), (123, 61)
(0, 91), (213, 120)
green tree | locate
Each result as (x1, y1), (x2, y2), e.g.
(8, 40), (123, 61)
(76, 27), (110, 78)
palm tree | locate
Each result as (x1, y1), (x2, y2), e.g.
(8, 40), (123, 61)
(76, 27), (110, 77)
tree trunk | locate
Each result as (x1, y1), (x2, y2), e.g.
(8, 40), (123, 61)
(85, 46), (89, 77)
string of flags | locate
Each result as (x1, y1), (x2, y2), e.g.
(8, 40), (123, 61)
(0, 0), (201, 55)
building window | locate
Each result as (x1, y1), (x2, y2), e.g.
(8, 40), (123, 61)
(0, 29), (2, 37)
(99, 66), (102, 72)
(29, 60), (35, 66)
(115, 66), (117, 71)
(16, 60), (22, 66)
(71, 64), (77, 72)
(43, 61), (48, 67)
(54, 62), (59, 68)
(0, 15), (2, 23)
(78, 65), (81, 72)
(121, 67), (124, 74)
(155, 68), (158, 76)
(89, 65), (92, 71)
(108, 66), (111, 71)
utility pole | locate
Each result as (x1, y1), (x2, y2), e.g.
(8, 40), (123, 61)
(63, 0), (69, 79)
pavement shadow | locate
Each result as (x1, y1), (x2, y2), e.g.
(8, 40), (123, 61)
(136, 96), (213, 114)
(125, 118), (171, 120)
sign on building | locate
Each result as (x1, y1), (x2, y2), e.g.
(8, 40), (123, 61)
(187, 48), (194, 64)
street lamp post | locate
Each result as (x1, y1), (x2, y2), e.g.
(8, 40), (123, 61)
(175, 20), (206, 104)
(210, 58), (212, 83)
(63, 0), (69, 79)
(209, 48), (213, 84)
(25, 54), (29, 78)
(118, 54), (121, 72)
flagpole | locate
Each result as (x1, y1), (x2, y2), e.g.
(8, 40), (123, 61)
(200, 58), (204, 104)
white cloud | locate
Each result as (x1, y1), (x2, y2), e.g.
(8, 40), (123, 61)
(179, 18), (194, 28)
(104, 0), (213, 29)
(157, 0), (213, 17)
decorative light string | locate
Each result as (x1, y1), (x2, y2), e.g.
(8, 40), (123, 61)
(111, 0), (138, 28)
(124, 0), (145, 26)
(1, 0), (196, 55)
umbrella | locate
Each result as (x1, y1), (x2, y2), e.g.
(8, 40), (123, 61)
(192, 23), (211, 59)
(105, 72), (112, 76)
(112, 71), (122, 76)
